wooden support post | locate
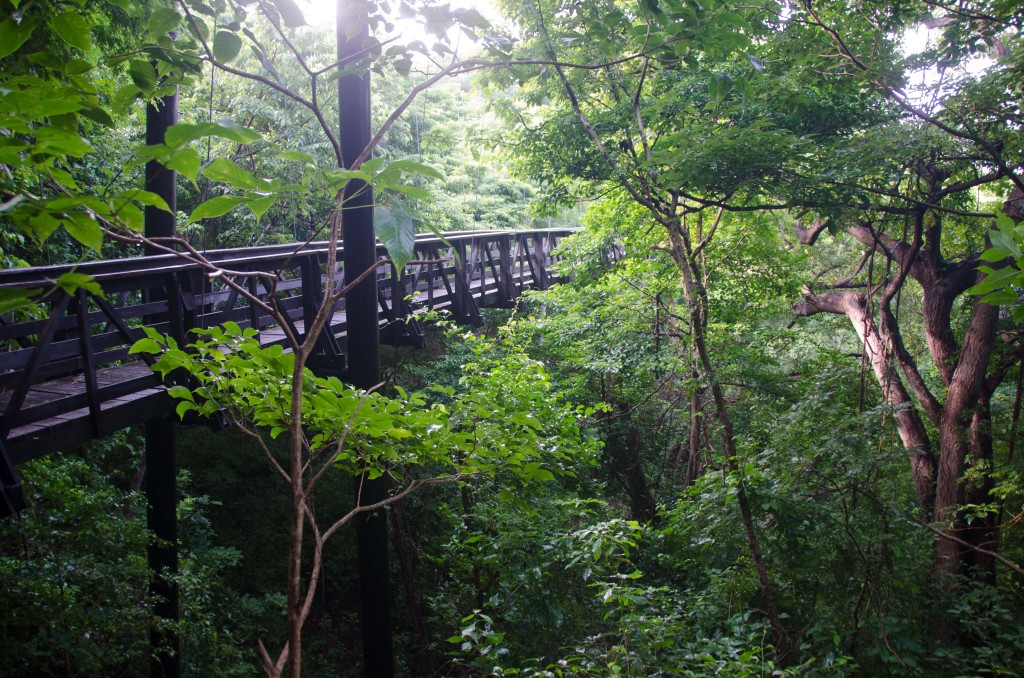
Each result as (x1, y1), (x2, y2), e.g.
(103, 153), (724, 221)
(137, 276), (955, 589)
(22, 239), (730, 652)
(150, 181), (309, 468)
(145, 92), (180, 678)
(146, 416), (180, 678)
(338, 1), (394, 675)
(0, 440), (27, 518)
(533, 236), (549, 290)
(499, 234), (515, 304)
(144, 94), (177, 254)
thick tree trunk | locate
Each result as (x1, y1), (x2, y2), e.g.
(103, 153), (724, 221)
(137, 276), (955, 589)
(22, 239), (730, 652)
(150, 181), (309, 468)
(933, 301), (999, 582)
(963, 399), (997, 581)
(793, 269), (999, 582)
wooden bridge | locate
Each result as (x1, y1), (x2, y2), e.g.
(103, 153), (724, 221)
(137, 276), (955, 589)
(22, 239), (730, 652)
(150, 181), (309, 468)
(0, 228), (573, 512)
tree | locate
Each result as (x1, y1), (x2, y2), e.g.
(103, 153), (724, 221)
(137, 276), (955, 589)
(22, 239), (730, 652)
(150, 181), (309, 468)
(783, 0), (1023, 585)
(488, 0), (1024, 654)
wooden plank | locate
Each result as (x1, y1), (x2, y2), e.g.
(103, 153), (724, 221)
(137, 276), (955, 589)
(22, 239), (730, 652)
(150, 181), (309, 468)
(6, 388), (173, 464)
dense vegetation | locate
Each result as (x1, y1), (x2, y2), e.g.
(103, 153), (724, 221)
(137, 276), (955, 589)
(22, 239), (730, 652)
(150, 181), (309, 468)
(1, 0), (1023, 675)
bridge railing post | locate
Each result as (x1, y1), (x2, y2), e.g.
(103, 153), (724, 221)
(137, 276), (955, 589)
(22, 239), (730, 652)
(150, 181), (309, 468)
(499, 234), (516, 304)
(532, 234), (550, 290)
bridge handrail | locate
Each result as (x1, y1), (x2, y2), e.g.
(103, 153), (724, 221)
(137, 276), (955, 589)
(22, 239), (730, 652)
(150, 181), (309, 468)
(0, 228), (576, 288)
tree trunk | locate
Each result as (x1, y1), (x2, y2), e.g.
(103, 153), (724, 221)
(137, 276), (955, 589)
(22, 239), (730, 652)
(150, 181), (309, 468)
(684, 384), (705, 489)
(623, 420), (656, 522)
(963, 398), (997, 581)
(933, 300), (999, 582)
(668, 227), (790, 660)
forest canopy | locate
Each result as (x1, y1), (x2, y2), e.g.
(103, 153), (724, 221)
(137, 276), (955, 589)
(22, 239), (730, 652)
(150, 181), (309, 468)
(2, 0), (1024, 675)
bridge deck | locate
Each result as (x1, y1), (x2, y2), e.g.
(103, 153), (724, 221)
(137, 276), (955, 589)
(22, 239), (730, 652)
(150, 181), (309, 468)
(0, 229), (572, 464)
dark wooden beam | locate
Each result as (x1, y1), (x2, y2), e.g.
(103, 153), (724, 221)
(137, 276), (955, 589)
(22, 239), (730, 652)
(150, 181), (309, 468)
(338, 1), (394, 675)
(145, 91), (181, 678)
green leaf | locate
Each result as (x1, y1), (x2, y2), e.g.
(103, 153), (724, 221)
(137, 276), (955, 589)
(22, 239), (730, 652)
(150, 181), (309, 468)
(970, 267), (1020, 296)
(455, 7), (490, 29)
(132, 190), (173, 213)
(166, 147), (201, 183)
(271, 0), (307, 27)
(211, 119), (261, 145)
(981, 289), (1018, 305)
(213, 30), (243, 63)
(247, 195), (276, 220)
(979, 247), (1007, 263)
(114, 200), (145, 232)
(148, 6), (180, 38)
(0, 287), (41, 315)
(393, 58), (413, 76)
(391, 184), (431, 200)
(187, 195), (247, 224)
(990, 228), (1021, 258)
(0, 16), (38, 59)
(167, 385), (195, 402)
(203, 157), (261, 190)
(277, 150), (315, 165)
(35, 127), (93, 157)
(129, 337), (163, 355)
(51, 11), (93, 52)
(56, 271), (104, 297)
(164, 120), (261, 148)
(376, 203), (416, 272)
(387, 159), (445, 181)
(129, 60), (157, 94)
(64, 58), (92, 76)
(63, 213), (103, 252)
(28, 214), (62, 243)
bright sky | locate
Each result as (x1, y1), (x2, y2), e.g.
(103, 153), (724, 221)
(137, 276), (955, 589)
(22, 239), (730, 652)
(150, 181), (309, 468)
(298, 0), (501, 48)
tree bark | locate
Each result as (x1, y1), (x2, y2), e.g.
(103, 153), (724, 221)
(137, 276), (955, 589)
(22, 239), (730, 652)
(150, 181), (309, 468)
(933, 300), (999, 582)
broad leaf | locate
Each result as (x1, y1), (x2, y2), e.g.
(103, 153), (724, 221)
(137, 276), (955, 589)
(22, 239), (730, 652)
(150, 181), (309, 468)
(63, 213), (103, 252)
(129, 60), (157, 94)
(247, 195), (276, 220)
(166, 147), (201, 183)
(165, 120), (260, 148)
(0, 17), (37, 59)
(57, 272), (103, 297)
(148, 6), (180, 38)
(271, 0), (307, 27)
(213, 30), (243, 63)
(376, 203), (416, 272)
(0, 288), (40, 315)
(51, 11), (92, 52)
(187, 195), (247, 224)
(203, 158), (261, 190)
(387, 159), (445, 181)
